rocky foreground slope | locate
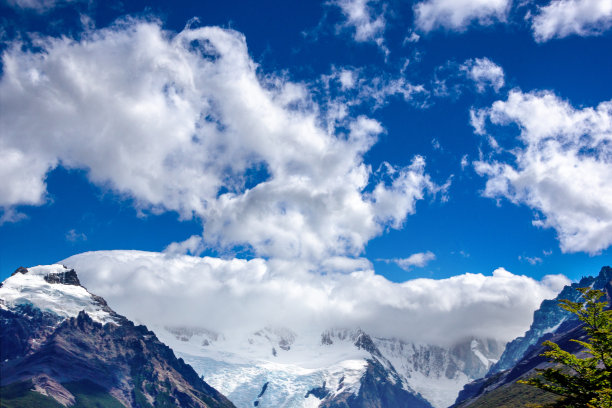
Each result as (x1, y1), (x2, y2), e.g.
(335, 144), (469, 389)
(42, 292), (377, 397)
(0, 265), (235, 408)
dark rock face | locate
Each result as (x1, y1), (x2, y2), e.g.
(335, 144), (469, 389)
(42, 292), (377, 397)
(452, 371), (504, 405)
(1, 269), (236, 408)
(1, 304), (62, 362)
(453, 266), (612, 407)
(11, 266), (29, 276)
(306, 382), (330, 400)
(43, 268), (81, 286)
(253, 382), (269, 406)
(354, 331), (382, 358)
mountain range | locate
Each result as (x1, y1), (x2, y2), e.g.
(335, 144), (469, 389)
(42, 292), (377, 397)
(1, 264), (610, 407)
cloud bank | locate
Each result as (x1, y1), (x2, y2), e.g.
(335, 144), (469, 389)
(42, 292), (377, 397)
(63, 250), (569, 345)
(0, 18), (439, 262)
(473, 90), (612, 254)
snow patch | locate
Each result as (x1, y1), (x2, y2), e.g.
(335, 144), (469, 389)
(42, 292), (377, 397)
(543, 320), (565, 335)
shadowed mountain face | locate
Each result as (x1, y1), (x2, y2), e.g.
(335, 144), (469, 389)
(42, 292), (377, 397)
(452, 266), (612, 408)
(0, 265), (235, 408)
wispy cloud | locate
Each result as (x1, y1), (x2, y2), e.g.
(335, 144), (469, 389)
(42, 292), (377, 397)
(519, 255), (543, 265)
(381, 251), (436, 271)
(433, 57), (505, 99)
(65, 229), (87, 243)
(330, 0), (388, 53)
(4, 0), (81, 12)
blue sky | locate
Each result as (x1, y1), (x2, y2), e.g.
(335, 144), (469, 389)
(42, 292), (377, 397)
(1, 0), (611, 286)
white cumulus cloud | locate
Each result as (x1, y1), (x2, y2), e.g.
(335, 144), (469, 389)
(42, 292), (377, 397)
(532, 0), (612, 42)
(414, 0), (511, 33)
(0, 18), (440, 263)
(473, 90), (612, 254)
(63, 250), (570, 344)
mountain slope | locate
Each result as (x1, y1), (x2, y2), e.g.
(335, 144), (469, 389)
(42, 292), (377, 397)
(452, 266), (612, 407)
(0, 265), (235, 408)
(489, 266), (612, 375)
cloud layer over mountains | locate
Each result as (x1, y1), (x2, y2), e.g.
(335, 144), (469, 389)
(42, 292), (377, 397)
(2, 1), (609, 351)
(64, 250), (569, 344)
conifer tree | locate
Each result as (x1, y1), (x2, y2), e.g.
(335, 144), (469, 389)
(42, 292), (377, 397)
(519, 288), (612, 407)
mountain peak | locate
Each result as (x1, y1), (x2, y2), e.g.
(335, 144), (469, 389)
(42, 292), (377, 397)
(0, 264), (116, 325)
(597, 265), (612, 284)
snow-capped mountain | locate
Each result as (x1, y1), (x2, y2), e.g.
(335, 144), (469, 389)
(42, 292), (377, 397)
(0, 265), (235, 408)
(156, 324), (504, 408)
